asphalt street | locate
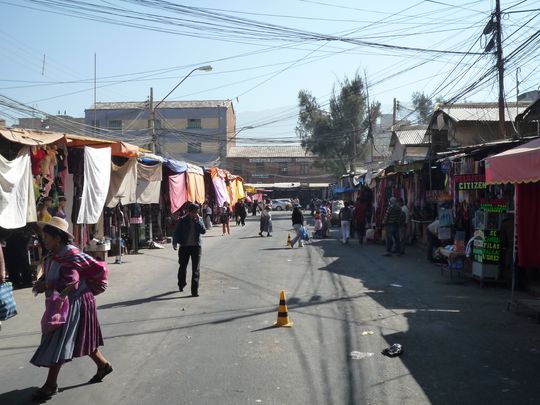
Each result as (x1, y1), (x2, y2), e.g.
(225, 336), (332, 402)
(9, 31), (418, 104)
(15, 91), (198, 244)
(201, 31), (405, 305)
(1, 212), (539, 405)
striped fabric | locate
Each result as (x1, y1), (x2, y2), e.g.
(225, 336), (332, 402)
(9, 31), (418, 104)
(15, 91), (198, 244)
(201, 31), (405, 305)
(0, 282), (17, 321)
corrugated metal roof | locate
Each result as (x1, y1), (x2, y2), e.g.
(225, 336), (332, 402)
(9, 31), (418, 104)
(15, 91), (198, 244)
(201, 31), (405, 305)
(439, 102), (531, 122)
(227, 145), (312, 158)
(394, 125), (428, 145)
(86, 100), (232, 110)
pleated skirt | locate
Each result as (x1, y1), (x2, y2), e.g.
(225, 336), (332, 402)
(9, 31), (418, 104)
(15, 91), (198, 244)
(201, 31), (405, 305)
(31, 291), (104, 367)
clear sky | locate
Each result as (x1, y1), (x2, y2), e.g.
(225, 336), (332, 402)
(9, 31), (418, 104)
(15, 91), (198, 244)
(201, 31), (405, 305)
(1, 0), (538, 144)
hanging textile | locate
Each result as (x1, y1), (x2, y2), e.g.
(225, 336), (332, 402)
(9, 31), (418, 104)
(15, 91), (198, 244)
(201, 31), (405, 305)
(210, 168), (229, 207)
(106, 158), (138, 208)
(233, 178), (245, 201)
(187, 173), (205, 204)
(77, 146), (111, 225)
(136, 162), (162, 204)
(0, 147), (37, 228)
(516, 182), (540, 268)
(185, 163), (205, 204)
(169, 173), (187, 213)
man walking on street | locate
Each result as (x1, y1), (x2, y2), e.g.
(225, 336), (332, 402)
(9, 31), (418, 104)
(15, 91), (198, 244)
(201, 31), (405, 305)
(382, 197), (402, 256)
(339, 201), (353, 244)
(173, 203), (206, 297)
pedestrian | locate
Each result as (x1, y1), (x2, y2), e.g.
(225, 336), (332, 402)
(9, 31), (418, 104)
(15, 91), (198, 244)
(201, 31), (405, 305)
(203, 201), (213, 230)
(238, 200), (247, 226)
(251, 199), (258, 216)
(313, 211), (322, 238)
(259, 205), (272, 237)
(382, 197), (402, 256)
(289, 204), (305, 248)
(339, 201), (353, 244)
(53, 196), (67, 219)
(37, 202), (53, 223)
(234, 200), (242, 226)
(220, 202), (231, 235)
(319, 202), (329, 238)
(172, 203), (206, 296)
(30, 217), (111, 400)
(399, 198), (409, 254)
(353, 196), (367, 245)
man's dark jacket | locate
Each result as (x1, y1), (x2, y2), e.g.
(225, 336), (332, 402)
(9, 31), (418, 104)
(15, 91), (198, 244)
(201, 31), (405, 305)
(173, 215), (207, 247)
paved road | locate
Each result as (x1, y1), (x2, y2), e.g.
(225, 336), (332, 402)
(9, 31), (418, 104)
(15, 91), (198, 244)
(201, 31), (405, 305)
(1, 212), (539, 404)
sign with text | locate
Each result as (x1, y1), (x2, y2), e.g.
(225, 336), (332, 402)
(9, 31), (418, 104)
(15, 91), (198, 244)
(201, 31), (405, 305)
(454, 174), (486, 190)
(480, 199), (507, 213)
(426, 190), (452, 202)
(473, 229), (501, 264)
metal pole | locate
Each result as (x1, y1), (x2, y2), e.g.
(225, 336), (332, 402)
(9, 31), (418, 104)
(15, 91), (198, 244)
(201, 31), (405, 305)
(149, 87), (155, 154)
(115, 197), (123, 264)
(495, 0), (506, 139)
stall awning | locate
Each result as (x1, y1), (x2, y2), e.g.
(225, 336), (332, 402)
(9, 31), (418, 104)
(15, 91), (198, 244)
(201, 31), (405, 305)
(0, 128), (65, 145)
(485, 137), (540, 184)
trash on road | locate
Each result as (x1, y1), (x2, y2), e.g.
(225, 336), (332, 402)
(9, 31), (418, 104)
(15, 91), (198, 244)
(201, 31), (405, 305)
(381, 343), (403, 357)
(361, 330), (374, 336)
(350, 351), (374, 360)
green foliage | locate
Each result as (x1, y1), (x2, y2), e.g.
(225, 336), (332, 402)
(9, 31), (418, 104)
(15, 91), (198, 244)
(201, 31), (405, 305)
(296, 73), (374, 176)
(411, 91), (434, 124)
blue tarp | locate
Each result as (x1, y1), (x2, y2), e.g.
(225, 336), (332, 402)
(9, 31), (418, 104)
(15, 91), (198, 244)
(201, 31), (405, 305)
(164, 159), (188, 174)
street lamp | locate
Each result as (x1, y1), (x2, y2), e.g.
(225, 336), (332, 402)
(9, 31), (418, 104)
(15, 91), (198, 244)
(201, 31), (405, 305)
(150, 64), (213, 153)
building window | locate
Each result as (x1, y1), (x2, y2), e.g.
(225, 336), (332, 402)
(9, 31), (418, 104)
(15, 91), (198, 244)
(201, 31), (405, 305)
(300, 163), (308, 175)
(188, 142), (202, 153)
(187, 118), (202, 129)
(108, 120), (122, 130)
(279, 163), (288, 174)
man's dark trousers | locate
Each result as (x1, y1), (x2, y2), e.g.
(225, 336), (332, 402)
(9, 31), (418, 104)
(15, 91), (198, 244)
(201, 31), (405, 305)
(178, 246), (201, 295)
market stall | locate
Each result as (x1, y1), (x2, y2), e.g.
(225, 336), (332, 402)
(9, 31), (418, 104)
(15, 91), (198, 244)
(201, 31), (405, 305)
(485, 137), (540, 304)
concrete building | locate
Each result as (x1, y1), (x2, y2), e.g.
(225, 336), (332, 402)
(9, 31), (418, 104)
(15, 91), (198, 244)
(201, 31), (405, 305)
(225, 145), (334, 185)
(84, 100), (236, 165)
(14, 115), (85, 133)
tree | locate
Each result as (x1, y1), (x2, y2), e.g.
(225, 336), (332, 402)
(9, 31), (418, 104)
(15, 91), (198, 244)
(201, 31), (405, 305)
(411, 91), (434, 124)
(296, 74), (373, 176)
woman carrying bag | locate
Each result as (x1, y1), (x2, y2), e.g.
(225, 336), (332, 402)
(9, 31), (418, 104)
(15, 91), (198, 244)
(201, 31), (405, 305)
(30, 217), (112, 400)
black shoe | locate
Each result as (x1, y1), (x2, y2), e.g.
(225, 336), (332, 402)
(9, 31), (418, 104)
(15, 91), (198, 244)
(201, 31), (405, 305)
(32, 384), (58, 400)
(258, 232), (263, 237)
(178, 284), (186, 292)
(89, 363), (113, 383)
(192, 292), (199, 297)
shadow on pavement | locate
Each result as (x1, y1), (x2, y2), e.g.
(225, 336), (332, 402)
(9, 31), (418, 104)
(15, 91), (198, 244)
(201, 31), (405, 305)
(0, 387), (41, 404)
(310, 235), (539, 404)
(98, 291), (179, 310)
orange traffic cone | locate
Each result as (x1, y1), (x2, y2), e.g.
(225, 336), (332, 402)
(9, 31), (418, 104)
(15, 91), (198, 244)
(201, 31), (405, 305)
(275, 290), (293, 327)
(287, 233), (292, 247)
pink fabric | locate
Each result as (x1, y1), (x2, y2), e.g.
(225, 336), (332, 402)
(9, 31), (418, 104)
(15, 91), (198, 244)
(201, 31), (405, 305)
(517, 182), (540, 268)
(486, 138), (540, 184)
(169, 173), (187, 213)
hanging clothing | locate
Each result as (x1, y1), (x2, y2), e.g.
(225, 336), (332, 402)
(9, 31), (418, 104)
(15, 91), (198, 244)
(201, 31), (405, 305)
(106, 158), (138, 208)
(136, 162), (162, 204)
(0, 146), (37, 228)
(77, 147), (111, 225)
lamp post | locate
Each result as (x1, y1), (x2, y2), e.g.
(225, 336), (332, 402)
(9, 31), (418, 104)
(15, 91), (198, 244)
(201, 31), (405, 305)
(149, 64), (212, 153)
(146, 65), (212, 245)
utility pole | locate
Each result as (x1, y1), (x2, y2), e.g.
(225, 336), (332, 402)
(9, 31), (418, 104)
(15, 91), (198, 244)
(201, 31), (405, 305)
(149, 87), (155, 153)
(392, 98), (397, 126)
(495, 0), (506, 139)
